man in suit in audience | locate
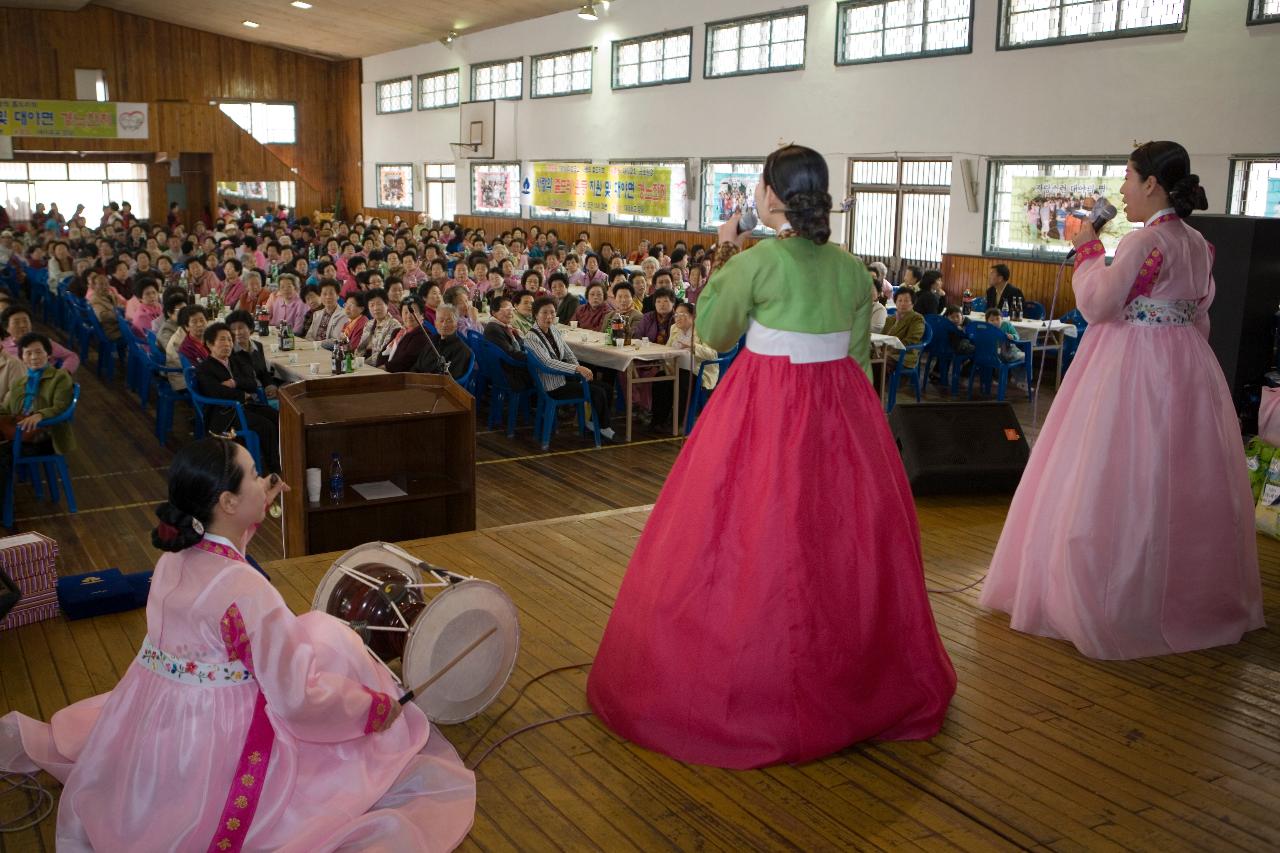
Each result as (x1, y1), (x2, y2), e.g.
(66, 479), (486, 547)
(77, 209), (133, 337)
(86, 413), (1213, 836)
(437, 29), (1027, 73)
(985, 264), (1024, 314)
(484, 296), (530, 390)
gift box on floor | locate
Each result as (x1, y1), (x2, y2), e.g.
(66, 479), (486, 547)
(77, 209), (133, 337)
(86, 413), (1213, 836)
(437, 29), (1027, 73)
(57, 569), (137, 620)
(126, 570), (154, 608)
(0, 531), (60, 631)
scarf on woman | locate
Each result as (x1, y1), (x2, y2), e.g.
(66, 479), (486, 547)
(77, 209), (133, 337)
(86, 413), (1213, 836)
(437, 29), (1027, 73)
(21, 367), (43, 415)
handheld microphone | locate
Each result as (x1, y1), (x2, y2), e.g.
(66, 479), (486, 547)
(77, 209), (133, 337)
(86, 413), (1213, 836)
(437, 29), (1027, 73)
(1065, 200), (1117, 259)
(737, 208), (758, 233)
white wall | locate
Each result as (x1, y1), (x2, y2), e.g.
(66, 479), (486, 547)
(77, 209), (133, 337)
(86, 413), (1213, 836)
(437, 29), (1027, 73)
(361, 0), (1280, 255)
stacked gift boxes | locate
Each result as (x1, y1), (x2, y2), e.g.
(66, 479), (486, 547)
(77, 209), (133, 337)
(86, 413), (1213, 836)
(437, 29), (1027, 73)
(0, 531), (60, 631)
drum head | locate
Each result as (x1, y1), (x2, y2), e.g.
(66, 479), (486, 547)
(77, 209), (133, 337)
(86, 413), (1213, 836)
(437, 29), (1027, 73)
(402, 580), (520, 724)
(311, 542), (424, 612)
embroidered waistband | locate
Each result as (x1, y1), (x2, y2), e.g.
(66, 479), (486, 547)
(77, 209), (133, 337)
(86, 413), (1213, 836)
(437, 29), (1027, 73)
(1124, 297), (1197, 327)
(745, 319), (850, 364)
(137, 638), (255, 686)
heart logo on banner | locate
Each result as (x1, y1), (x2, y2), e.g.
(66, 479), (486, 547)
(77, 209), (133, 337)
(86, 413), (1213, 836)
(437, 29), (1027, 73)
(118, 110), (145, 131)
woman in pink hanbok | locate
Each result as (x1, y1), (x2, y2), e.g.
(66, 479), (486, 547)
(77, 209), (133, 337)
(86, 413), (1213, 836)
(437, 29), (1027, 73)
(981, 141), (1264, 659)
(0, 438), (475, 851)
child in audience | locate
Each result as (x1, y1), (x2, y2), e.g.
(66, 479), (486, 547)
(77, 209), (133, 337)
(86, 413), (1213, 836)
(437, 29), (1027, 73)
(985, 308), (1025, 363)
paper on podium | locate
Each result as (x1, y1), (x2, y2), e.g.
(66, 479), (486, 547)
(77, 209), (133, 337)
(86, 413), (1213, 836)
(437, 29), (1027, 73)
(351, 481), (409, 501)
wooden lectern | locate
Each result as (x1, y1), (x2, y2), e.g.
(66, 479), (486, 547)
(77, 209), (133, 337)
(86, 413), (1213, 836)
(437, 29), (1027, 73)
(277, 373), (476, 556)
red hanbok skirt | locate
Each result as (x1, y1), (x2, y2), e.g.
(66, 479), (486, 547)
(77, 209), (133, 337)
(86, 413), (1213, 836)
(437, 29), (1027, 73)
(587, 348), (956, 769)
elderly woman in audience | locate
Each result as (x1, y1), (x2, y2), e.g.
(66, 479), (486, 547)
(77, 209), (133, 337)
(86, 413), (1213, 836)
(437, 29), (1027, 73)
(1, 304), (80, 372)
(268, 274), (308, 334)
(426, 304), (474, 382)
(608, 282), (643, 337)
(224, 310), (278, 397)
(421, 283), (444, 327)
(523, 296), (616, 443)
(0, 332), (76, 517)
(879, 289), (924, 370)
(357, 288), (402, 362)
(381, 295), (430, 372)
(339, 291), (369, 351)
(518, 269), (544, 298)
(236, 270), (271, 314)
(305, 279), (346, 341)
(650, 300), (720, 431)
(109, 258), (135, 300)
(155, 292), (187, 350)
(869, 276), (888, 334)
(166, 304), (209, 391)
(636, 287), (677, 345)
(573, 282), (610, 332)
(194, 322), (280, 473)
(186, 255), (219, 297)
(89, 270), (125, 341)
(385, 276), (406, 308)
(913, 270), (947, 316)
(443, 285), (480, 336)
(125, 278), (163, 339)
(547, 272), (578, 326)
(511, 291), (536, 336)
(221, 258), (247, 307)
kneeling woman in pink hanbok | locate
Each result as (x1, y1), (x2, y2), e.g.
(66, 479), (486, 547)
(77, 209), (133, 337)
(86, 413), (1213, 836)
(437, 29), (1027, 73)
(981, 141), (1264, 659)
(0, 438), (475, 851)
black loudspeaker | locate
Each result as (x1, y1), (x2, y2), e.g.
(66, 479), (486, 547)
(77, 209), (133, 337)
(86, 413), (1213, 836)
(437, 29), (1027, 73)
(889, 402), (1030, 494)
(0, 568), (19, 622)
(1185, 215), (1280, 404)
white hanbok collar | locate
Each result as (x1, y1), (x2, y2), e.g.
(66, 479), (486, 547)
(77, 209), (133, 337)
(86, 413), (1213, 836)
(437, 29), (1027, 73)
(1145, 207), (1176, 226)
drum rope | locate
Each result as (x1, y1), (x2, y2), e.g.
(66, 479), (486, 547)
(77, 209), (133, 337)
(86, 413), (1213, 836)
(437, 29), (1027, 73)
(463, 662), (595, 769)
(0, 772), (56, 833)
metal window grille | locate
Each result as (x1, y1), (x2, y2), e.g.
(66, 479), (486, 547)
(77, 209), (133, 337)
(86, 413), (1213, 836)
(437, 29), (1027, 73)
(375, 78), (413, 114)
(848, 158), (951, 275)
(532, 49), (593, 98)
(1228, 158), (1280, 217)
(613, 29), (693, 89)
(837, 0), (973, 64)
(705, 9), (807, 78)
(1250, 0), (1280, 24)
(418, 70), (460, 109)
(471, 60), (523, 101)
(999, 0), (1187, 49)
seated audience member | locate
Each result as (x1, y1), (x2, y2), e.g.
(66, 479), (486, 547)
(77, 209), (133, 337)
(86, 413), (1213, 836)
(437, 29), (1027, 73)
(220, 258), (247, 307)
(869, 277), (888, 334)
(306, 279), (346, 341)
(385, 276), (406, 308)
(900, 265), (922, 293)
(269, 274), (308, 334)
(483, 296), (530, 390)
(357, 288), (402, 363)
(165, 305), (209, 391)
(879, 289), (924, 369)
(338, 291), (368, 350)
(442, 285), (479, 336)
(651, 301), (720, 430)
(421, 283), (443, 327)
(88, 271), (125, 341)
(945, 306), (975, 355)
(224, 310), (278, 396)
(237, 270), (271, 314)
(186, 256), (219, 297)
(628, 271), (650, 310)
(511, 291), (536, 336)
(573, 282), (610, 332)
(985, 263), (1024, 315)
(125, 278), (163, 339)
(194, 322), (280, 473)
(636, 287), (677, 345)
(517, 269), (543, 298)
(1, 305), (80, 372)
(913, 270), (947, 316)
(381, 295), (430, 372)
(643, 270), (676, 313)
(868, 261), (893, 301)
(0, 332), (76, 514)
(522, 296), (616, 442)
(448, 259), (474, 296)
(109, 258), (135, 300)
(547, 272), (578, 326)
(155, 292), (188, 352)
(424, 305), (473, 382)
(985, 308), (1026, 364)
(606, 282), (643, 337)
(683, 264), (707, 305)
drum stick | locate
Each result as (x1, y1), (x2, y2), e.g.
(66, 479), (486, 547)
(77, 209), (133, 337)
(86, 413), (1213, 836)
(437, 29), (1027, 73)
(398, 626), (498, 705)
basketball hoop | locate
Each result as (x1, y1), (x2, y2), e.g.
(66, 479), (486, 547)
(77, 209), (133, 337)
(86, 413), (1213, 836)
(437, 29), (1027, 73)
(449, 141), (481, 159)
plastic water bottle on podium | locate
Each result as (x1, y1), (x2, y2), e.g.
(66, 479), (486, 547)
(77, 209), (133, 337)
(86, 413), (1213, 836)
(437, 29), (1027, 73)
(328, 452), (344, 502)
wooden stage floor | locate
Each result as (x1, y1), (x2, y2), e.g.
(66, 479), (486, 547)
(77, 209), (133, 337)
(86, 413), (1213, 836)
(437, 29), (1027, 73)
(3, 497), (1278, 852)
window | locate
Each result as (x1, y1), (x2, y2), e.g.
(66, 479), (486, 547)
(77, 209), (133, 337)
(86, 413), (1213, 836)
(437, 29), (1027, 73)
(532, 48), (593, 98)
(1251, 0), (1280, 24)
(610, 161), (688, 229)
(837, 1), (973, 64)
(376, 77), (413, 114)
(847, 158), (951, 273)
(218, 102), (297, 144)
(0, 160), (148, 223)
(471, 162), (521, 217)
(985, 159), (1133, 258)
(376, 164), (414, 210)
(1228, 157), (1280, 217)
(999, 0), (1188, 49)
(471, 60), (523, 101)
(705, 9), (807, 78)
(423, 163), (457, 222)
(418, 69), (460, 110)
(701, 159), (771, 234)
(613, 29), (693, 89)
(74, 69), (109, 101)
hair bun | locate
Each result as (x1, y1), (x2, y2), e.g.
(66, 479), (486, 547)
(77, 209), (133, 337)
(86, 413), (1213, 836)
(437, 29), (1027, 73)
(784, 190), (834, 245)
(151, 501), (206, 552)
(1169, 174), (1208, 217)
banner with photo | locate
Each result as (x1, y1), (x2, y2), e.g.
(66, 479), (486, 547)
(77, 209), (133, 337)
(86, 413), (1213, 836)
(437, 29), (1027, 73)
(377, 164), (413, 209)
(0, 99), (149, 139)
(1010, 176), (1132, 250)
(531, 163), (672, 217)
(709, 169), (761, 223)
(474, 167), (517, 213)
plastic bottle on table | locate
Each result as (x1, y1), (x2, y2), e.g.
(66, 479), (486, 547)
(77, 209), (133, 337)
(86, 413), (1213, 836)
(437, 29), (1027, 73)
(328, 453), (344, 502)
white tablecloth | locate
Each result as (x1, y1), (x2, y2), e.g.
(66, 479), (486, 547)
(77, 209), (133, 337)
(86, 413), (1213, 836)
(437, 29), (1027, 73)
(965, 313), (1078, 340)
(253, 335), (384, 383)
(556, 325), (691, 372)
(871, 333), (905, 351)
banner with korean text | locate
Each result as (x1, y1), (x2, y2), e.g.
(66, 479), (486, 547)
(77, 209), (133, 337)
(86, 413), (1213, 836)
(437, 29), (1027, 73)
(0, 100), (150, 139)
(532, 163), (671, 217)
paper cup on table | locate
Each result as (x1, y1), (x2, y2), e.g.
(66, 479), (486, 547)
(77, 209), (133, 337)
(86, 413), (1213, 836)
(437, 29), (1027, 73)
(305, 468), (322, 503)
(308, 363), (319, 375)
(354, 356), (365, 369)
(288, 353), (299, 365)
(614, 339), (625, 348)
(570, 320), (579, 329)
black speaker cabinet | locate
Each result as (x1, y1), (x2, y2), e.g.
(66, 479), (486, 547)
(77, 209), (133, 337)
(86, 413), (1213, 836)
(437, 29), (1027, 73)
(889, 402), (1030, 494)
(1185, 215), (1280, 402)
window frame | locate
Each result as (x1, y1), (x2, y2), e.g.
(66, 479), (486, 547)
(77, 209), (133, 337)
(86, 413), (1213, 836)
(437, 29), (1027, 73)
(530, 47), (594, 99)
(1226, 155), (1280, 216)
(470, 58), (524, 102)
(611, 27), (695, 90)
(217, 100), (298, 144)
(606, 159), (689, 230)
(1249, 0), (1280, 25)
(834, 0), (975, 66)
(417, 68), (461, 111)
(469, 161), (523, 218)
(423, 163), (458, 222)
(982, 156), (1129, 259)
(699, 157), (771, 234)
(375, 163), (416, 211)
(375, 76), (414, 114)
(847, 156), (953, 270)
(995, 0), (1190, 51)
(704, 7), (809, 80)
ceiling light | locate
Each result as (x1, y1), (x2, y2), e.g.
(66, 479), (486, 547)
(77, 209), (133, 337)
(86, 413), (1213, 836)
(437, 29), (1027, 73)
(577, 4), (598, 21)
(242, 20), (260, 27)
(290, 1), (312, 8)
(440, 30), (458, 46)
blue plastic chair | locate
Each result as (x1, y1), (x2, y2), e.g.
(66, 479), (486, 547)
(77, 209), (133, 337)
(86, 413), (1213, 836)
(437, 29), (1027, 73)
(683, 339), (742, 434)
(1057, 309), (1088, 376)
(463, 330), (489, 401)
(921, 314), (969, 395)
(885, 321), (933, 412)
(63, 291), (93, 356)
(115, 308), (153, 402)
(1022, 301), (1046, 320)
(3, 383), (80, 528)
(180, 356), (265, 474)
(969, 296), (987, 313)
(25, 268), (52, 323)
(473, 337), (535, 437)
(78, 298), (125, 380)
(966, 322), (1031, 402)
(524, 347), (602, 451)
(146, 331), (189, 444)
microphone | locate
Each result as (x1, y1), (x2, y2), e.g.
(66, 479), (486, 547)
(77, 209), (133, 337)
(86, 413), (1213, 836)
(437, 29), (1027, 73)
(1065, 200), (1117, 259)
(737, 208), (758, 233)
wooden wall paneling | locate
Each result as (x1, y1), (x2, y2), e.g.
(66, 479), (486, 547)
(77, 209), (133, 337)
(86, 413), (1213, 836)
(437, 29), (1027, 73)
(941, 253), (1078, 316)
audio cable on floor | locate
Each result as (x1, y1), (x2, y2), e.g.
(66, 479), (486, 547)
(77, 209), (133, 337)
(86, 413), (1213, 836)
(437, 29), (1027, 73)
(0, 772), (56, 833)
(463, 662), (595, 771)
